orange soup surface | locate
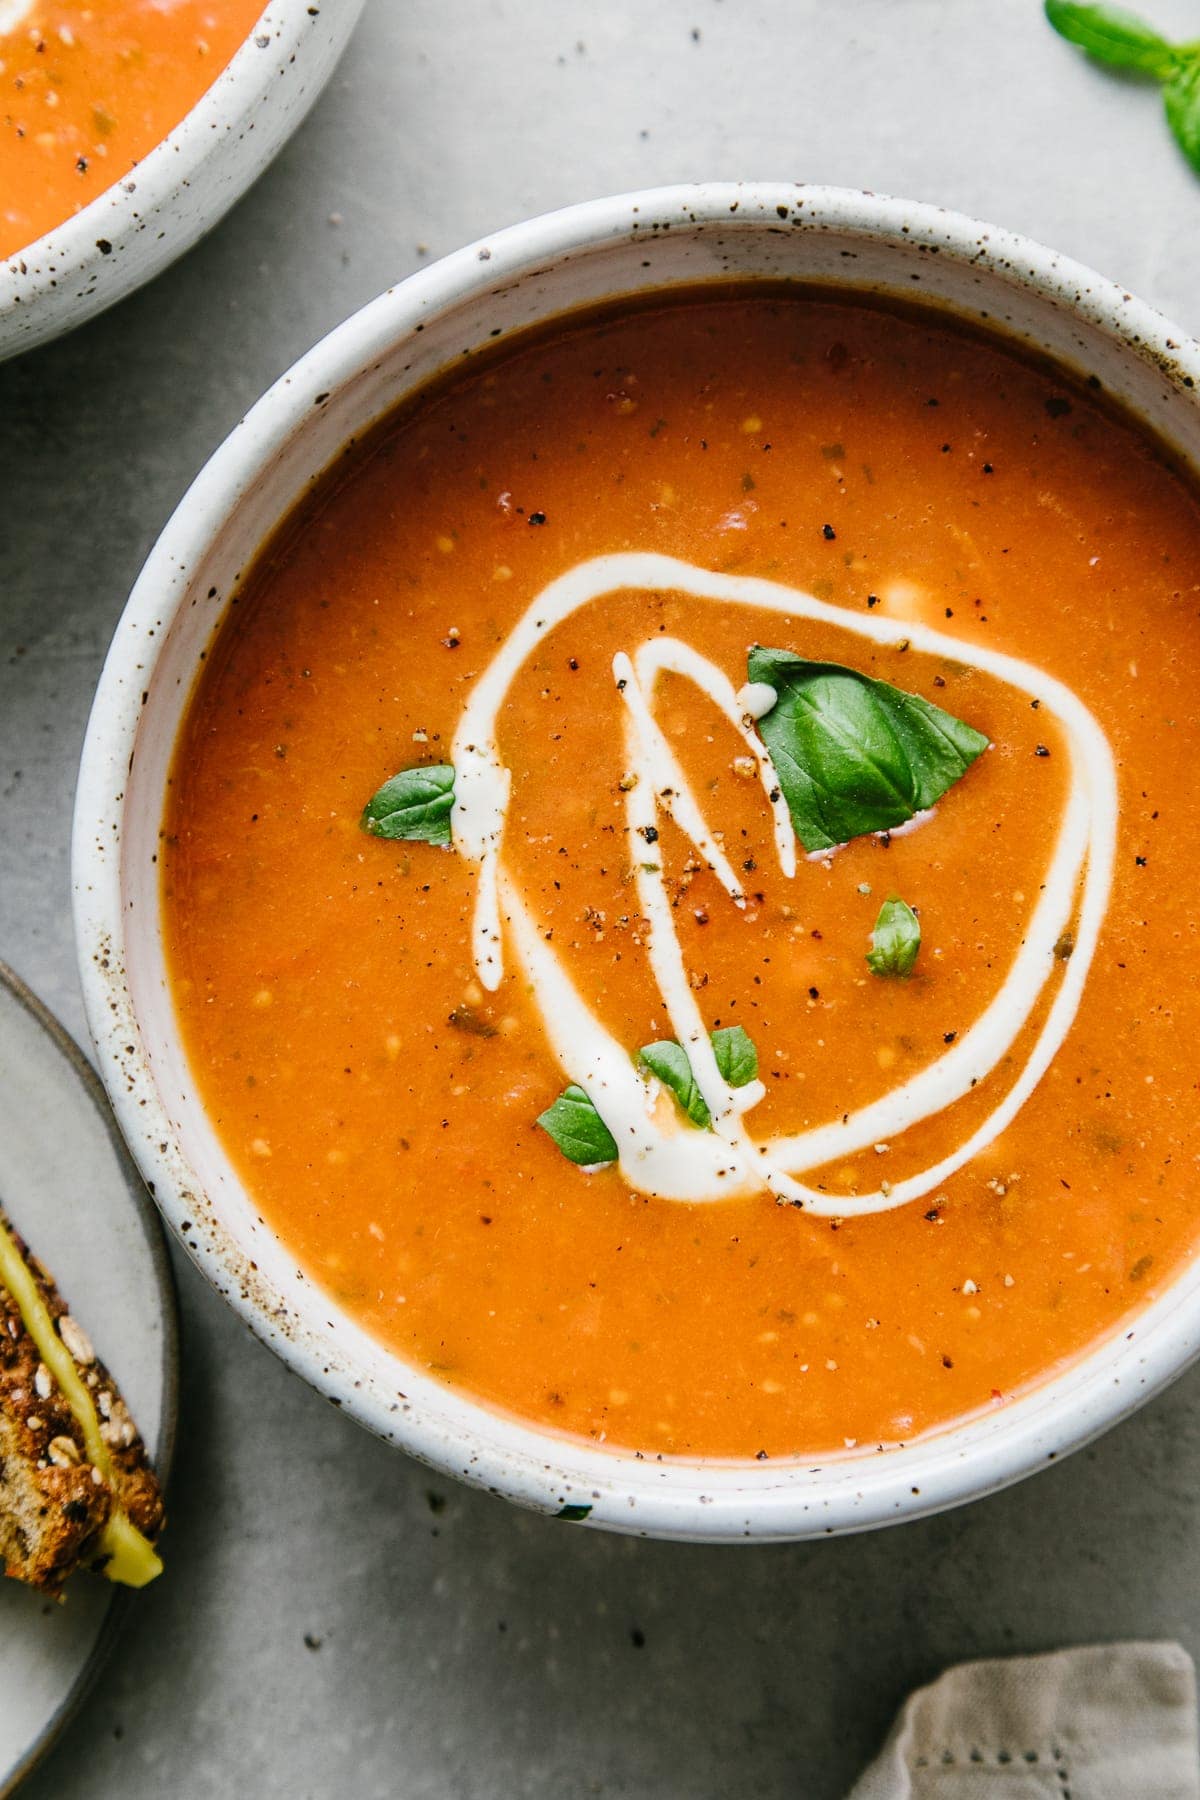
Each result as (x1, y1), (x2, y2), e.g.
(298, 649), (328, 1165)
(163, 291), (1200, 1459)
(1, 0), (265, 258)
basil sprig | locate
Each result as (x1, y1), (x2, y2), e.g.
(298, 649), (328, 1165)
(747, 648), (987, 853)
(1045, 0), (1177, 72)
(536, 1085), (619, 1166)
(639, 1024), (759, 1129)
(866, 895), (922, 978)
(362, 763), (456, 848)
(1045, 2), (1200, 171)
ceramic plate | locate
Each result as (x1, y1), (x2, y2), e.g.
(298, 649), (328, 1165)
(0, 963), (177, 1796)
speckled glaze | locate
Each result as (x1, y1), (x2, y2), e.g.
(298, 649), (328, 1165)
(74, 184), (1200, 1542)
(0, 0), (364, 361)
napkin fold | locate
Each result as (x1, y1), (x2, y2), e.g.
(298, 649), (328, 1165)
(848, 1641), (1198, 1799)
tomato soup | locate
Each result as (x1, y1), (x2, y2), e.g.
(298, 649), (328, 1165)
(161, 291), (1200, 1459)
(0, 0), (265, 259)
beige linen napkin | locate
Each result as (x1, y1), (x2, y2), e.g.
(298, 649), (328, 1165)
(848, 1642), (1198, 1799)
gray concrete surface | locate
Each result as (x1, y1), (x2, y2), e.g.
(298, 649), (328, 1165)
(4, 1), (1200, 1793)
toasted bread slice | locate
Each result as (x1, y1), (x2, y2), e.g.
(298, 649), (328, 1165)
(0, 1206), (164, 1594)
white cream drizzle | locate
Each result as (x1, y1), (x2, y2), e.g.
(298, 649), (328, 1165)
(449, 553), (1117, 1216)
(0, 0), (37, 34)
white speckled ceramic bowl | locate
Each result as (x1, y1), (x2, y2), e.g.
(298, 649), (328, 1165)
(0, 0), (364, 361)
(74, 184), (1200, 1541)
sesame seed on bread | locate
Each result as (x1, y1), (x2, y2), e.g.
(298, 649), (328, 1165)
(0, 1209), (164, 1594)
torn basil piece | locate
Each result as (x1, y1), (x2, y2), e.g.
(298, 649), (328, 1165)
(638, 1025), (759, 1130)
(711, 1024), (758, 1088)
(361, 763), (456, 849)
(747, 647), (988, 853)
(639, 1041), (712, 1127)
(537, 1085), (619, 1166)
(866, 895), (922, 978)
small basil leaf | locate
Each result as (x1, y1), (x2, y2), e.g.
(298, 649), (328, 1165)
(711, 1024), (758, 1088)
(638, 1027), (759, 1128)
(866, 896), (922, 979)
(1164, 58), (1200, 170)
(362, 763), (455, 848)
(639, 1041), (712, 1127)
(1044, 0), (1177, 75)
(747, 648), (988, 853)
(536, 1085), (618, 1166)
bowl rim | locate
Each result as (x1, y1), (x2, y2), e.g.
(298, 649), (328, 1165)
(73, 180), (1200, 1542)
(0, 0), (362, 352)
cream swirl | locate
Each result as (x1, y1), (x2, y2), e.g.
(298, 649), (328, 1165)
(450, 554), (1116, 1215)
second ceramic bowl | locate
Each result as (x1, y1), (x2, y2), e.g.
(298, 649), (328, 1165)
(0, 0), (365, 361)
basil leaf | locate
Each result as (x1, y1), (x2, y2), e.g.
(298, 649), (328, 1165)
(638, 1026), (759, 1129)
(639, 1041), (711, 1127)
(1044, 0), (1177, 75)
(711, 1024), (759, 1088)
(362, 763), (455, 848)
(866, 896), (921, 978)
(1165, 58), (1200, 170)
(747, 648), (988, 853)
(537, 1085), (618, 1166)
